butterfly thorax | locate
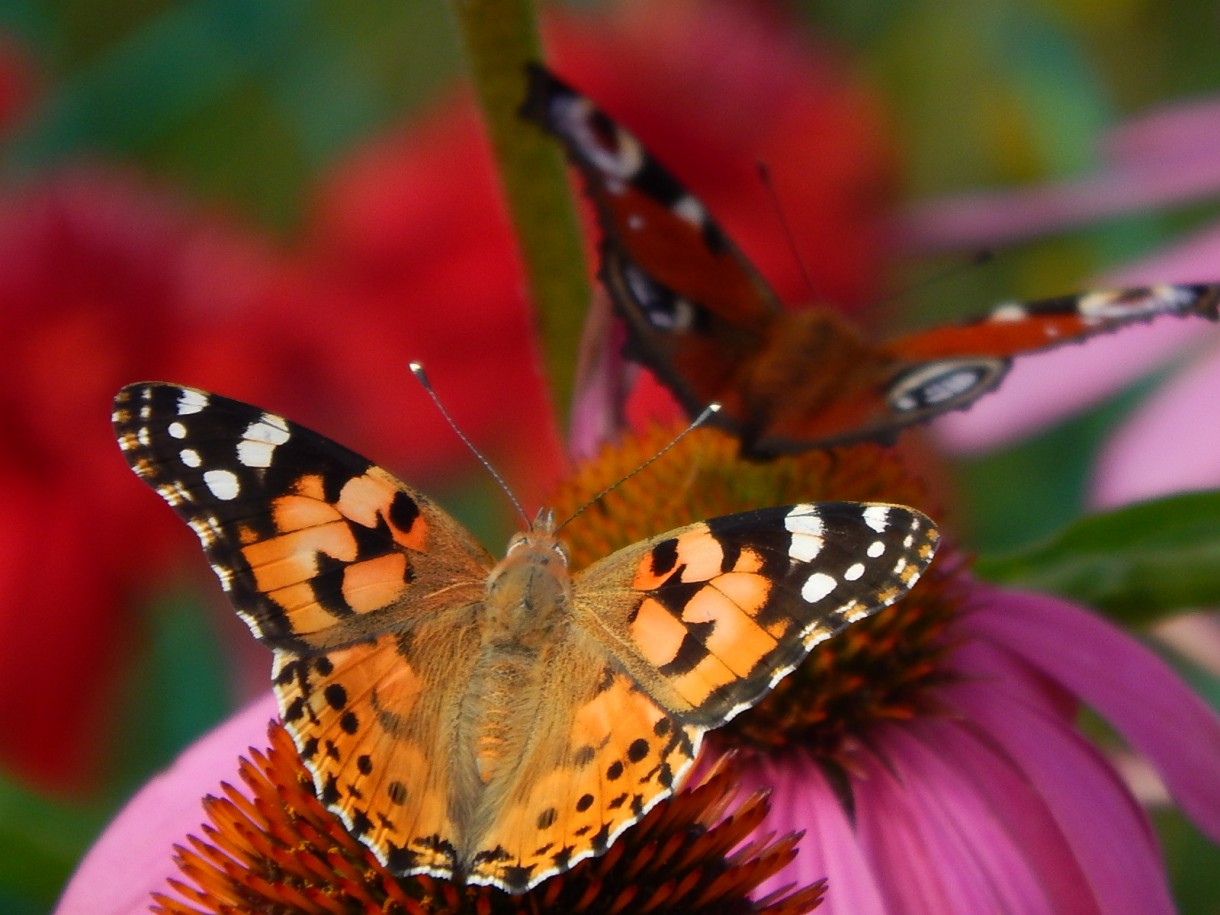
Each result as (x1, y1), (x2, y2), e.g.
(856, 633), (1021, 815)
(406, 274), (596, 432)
(463, 514), (574, 788)
(731, 310), (885, 447)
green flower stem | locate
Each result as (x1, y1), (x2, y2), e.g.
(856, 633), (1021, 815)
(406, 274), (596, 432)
(449, 0), (590, 434)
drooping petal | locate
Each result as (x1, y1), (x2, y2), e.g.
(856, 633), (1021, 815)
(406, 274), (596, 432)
(896, 98), (1220, 253)
(905, 718), (1099, 914)
(1092, 340), (1220, 506)
(943, 678), (1176, 915)
(962, 584), (1220, 842)
(741, 753), (887, 914)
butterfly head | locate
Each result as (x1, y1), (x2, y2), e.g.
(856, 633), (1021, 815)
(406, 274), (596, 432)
(487, 508), (573, 642)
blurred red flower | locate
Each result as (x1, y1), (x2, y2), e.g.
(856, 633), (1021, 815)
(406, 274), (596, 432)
(0, 166), (289, 790)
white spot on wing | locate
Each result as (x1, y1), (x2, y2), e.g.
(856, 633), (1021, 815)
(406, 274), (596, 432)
(203, 469), (240, 501)
(785, 506), (825, 562)
(863, 505), (891, 533)
(177, 389), (209, 415)
(844, 562), (865, 581)
(990, 302), (1028, 321)
(867, 540), (886, 558)
(168, 421), (187, 439)
(156, 481), (191, 507)
(1077, 285), (1188, 322)
(210, 562), (234, 592)
(179, 448), (201, 468)
(672, 195), (706, 227)
(237, 413), (291, 468)
(801, 571), (837, 603)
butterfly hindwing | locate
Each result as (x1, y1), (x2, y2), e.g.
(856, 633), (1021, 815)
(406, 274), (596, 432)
(463, 637), (699, 891)
(113, 382), (493, 652)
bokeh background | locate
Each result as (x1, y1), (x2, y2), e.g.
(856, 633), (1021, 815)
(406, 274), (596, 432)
(2, 1), (1218, 911)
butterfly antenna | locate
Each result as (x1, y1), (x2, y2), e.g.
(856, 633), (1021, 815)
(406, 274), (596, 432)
(556, 403), (721, 533)
(756, 161), (820, 303)
(409, 362), (531, 527)
(870, 248), (995, 310)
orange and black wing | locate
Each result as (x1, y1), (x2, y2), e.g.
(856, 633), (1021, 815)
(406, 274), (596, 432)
(575, 501), (939, 726)
(114, 382), (497, 881)
(114, 382), (493, 653)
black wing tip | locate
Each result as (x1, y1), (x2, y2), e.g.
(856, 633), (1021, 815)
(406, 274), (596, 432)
(519, 61), (576, 126)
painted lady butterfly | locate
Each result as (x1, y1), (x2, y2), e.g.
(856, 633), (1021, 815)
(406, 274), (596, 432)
(522, 65), (1220, 457)
(113, 382), (939, 892)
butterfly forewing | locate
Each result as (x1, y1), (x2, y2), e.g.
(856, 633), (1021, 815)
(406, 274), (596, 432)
(575, 502), (939, 726)
(113, 383), (493, 652)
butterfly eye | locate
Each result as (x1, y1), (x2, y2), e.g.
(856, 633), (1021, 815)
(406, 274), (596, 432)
(505, 534), (530, 556)
(550, 541), (570, 565)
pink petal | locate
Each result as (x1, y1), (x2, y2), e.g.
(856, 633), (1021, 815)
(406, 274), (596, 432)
(742, 753), (886, 913)
(962, 585), (1220, 842)
(878, 722), (1082, 913)
(55, 695), (278, 915)
(1103, 99), (1220, 175)
(932, 222), (1220, 453)
(896, 99), (1220, 252)
(907, 719), (1100, 913)
(1092, 339), (1220, 506)
(852, 749), (954, 913)
(944, 679), (1175, 914)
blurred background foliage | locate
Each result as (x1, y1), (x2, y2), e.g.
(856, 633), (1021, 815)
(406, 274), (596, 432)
(0, 1), (1217, 911)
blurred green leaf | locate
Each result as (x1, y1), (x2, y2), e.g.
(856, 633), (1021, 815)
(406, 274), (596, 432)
(1, 0), (460, 229)
(975, 490), (1220, 624)
(0, 773), (103, 910)
(110, 591), (233, 795)
(1156, 806), (1220, 915)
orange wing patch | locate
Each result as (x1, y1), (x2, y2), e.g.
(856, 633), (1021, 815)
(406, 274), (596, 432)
(467, 644), (700, 891)
(274, 616), (484, 881)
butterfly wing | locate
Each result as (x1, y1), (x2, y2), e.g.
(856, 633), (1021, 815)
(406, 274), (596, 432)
(113, 382), (494, 651)
(521, 64), (783, 421)
(113, 382), (496, 879)
(462, 635), (700, 892)
(574, 502), (939, 725)
(880, 283), (1220, 425)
